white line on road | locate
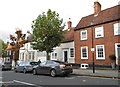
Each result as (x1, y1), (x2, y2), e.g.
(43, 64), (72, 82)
(0, 81), (14, 84)
(77, 76), (119, 80)
(64, 77), (75, 79)
(13, 80), (37, 86)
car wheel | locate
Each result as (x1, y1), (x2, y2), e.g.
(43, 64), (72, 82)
(23, 69), (26, 74)
(50, 69), (56, 77)
(33, 69), (37, 75)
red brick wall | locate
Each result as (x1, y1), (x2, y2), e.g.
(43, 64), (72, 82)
(74, 21), (119, 66)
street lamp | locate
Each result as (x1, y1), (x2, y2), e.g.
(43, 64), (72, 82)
(91, 22), (95, 73)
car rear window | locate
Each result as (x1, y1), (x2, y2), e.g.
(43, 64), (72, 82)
(30, 62), (38, 65)
(53, 60), (66, 64)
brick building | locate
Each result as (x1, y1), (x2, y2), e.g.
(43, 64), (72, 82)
(74, 1), (120, 68)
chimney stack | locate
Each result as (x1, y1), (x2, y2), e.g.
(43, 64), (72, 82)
(67, 18), (72, 29)
(94, 1), (101, 16)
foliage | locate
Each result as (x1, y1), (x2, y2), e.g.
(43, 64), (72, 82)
(109, 54), (116, 61)
(31, 9), (65, 60)
(0, 40), (7, 57)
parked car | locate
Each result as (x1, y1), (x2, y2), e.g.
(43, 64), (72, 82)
(14, 60), (38, 73)
(1, 62), (12, 71)
(32, 60), (73, 77)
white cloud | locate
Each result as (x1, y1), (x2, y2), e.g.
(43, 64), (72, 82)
(0, 0), (119, 42)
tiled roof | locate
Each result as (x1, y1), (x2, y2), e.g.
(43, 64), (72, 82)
(75, 5), (120, 30)
(62, 27), (75, 43)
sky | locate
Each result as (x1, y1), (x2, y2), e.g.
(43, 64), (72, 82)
(0, 0), (119, 42)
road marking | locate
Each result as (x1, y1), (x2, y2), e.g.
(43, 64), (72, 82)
(88, 76), (119, 80)
(0, 81), (14, 84)
(64, 77), (75, 79)
(13, 80), (37, 86)
(82, 80), (86, 82)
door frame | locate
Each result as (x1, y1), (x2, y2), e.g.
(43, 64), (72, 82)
(115, 43), (120, 65)
(63, 49), (68, 62)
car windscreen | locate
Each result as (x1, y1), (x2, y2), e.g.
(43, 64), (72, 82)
(30, 62), (38, 65)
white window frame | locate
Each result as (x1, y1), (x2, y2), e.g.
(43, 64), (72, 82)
(115, 43), (120, 58)
(51, 52), (54, 59)
(95, 26), (104, 38)
(69, 48), (74, 58)
(81, 46), (88, 59)
(114, 23), (120, 35)
(51, 52), (57, 59)
(80, 30), (87, 40)
(32, 52), (34, 60)
(96, 45), (105, 60)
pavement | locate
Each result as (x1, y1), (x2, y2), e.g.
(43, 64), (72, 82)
(72, 68), (120, 79)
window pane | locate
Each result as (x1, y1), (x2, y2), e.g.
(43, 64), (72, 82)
(95, 26), (104, 38)
(114, 23), (120, 35)
(55, 53), (57, 59)
(70, 48), (74, 57)
(82, 47), (87, 58)
(81, 30), (87, 40)
(97, 45), (104, 59)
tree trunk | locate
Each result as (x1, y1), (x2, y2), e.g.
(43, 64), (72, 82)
(46, 51), (50, 60)
(13, 50), (19, 66)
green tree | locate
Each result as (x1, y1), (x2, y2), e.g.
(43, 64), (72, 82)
(0, 39), (7, 57)
(31, 9), (65, 60)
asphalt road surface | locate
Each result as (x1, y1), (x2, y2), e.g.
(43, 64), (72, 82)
(1, 70), (119, 87)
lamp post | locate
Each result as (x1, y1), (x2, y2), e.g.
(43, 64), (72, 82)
(91, 22), (95, 73)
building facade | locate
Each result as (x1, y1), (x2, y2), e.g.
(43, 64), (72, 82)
(50, 20), (75, 63)
(19, 42), (46, 62)
(74, 1), (120, 67)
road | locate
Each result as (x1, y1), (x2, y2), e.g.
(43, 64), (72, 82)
(1, 71), (119, 87)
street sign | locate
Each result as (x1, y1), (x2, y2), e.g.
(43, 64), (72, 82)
(91, 48), (95, 52)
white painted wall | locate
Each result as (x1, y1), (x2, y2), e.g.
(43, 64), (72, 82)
(51, 46), (63, 61)
(50, 41), (75, 63)
(19, 42), (46, 62)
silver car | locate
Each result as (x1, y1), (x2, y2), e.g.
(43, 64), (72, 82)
(14, 61), (38, 73)
(1, 62), (12, 71)
(33, 60), (73, 77)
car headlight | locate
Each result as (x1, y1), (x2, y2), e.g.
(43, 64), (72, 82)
(60, 64), (65, 69)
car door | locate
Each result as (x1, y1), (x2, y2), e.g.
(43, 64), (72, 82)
(18, 62), (25, 72)
(15, 63), (23, 72)
(43, 61), (52, 74)
(37, 61), (46, 74)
